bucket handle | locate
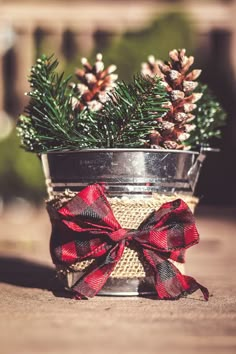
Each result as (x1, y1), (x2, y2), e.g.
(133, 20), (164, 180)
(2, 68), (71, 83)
(188, 147), (219, 193)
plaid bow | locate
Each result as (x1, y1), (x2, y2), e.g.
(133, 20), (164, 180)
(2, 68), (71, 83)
(48, 183), (209, 300)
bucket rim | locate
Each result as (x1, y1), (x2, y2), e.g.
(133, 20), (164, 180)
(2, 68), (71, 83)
(42, 148), (200, 156)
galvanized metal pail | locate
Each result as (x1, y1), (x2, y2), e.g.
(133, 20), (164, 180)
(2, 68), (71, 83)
(41, 149), (206, 296)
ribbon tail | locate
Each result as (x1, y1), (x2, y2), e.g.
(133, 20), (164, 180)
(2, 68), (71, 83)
(142, 248), (209, 301)
(175, 274), (209, 301)
(185, 276), (209, 301)
(71, 241), (125, 299)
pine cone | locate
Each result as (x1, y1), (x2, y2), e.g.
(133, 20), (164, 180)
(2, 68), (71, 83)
(141, 55), (164, 78)
(71, 53), (118, 112)
(142, 49), (202, 149)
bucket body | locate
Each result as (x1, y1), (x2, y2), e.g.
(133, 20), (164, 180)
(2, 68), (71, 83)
(42, 149), (205, 296)
(41, 148), (204, 198)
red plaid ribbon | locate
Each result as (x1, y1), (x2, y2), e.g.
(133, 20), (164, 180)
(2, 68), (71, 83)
(48, 184), (209, 300)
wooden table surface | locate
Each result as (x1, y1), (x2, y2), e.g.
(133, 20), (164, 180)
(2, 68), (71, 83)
(0, 204), (235, 354)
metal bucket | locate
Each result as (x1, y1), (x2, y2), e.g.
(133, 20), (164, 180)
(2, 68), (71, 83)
(41, 149), (206, 296)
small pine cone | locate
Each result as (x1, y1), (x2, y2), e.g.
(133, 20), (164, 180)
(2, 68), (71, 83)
(141, 55), (164, 78)
(72, 53), (118, 112)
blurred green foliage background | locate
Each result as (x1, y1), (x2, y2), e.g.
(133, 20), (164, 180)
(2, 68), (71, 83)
(62, 12), (195, 81)
(93, 12), (195, 81)
(0, 132), (45, 204)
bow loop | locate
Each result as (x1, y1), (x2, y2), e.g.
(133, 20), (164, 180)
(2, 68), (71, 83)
(48, 183), (209, 301)
(134, 199), (199, 262)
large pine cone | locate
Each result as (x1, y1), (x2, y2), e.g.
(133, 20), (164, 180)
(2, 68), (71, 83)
(142, 49), (202, 149)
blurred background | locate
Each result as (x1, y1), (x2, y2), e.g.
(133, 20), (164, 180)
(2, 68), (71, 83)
(0, 0), (236, 214)
(1, 3), (235, 351)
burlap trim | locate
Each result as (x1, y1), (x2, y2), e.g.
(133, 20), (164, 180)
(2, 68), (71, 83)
(54, 193), (198, 279)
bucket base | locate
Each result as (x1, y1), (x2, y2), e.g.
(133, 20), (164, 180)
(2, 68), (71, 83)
(97, 277), (156, 296)
(57, 260), (185, 297)
(57, 270), (157, 297)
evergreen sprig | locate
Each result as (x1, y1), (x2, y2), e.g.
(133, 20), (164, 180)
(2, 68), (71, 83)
(17, 55), (106, 152)
(92, 75), (169, 147)
(18, 55), (77, 152)
(17, 54), (226, 153)
(17, 55), (169, 152)
(185, 83), (227, 148)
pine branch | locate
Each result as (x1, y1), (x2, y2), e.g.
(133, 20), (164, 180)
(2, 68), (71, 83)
(17, 57), (169, 152)
(185, 83), (227, 148)
(17, 55), (72, 151)
(92, 75), (169, 148)
(17, 55), (99, 152)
